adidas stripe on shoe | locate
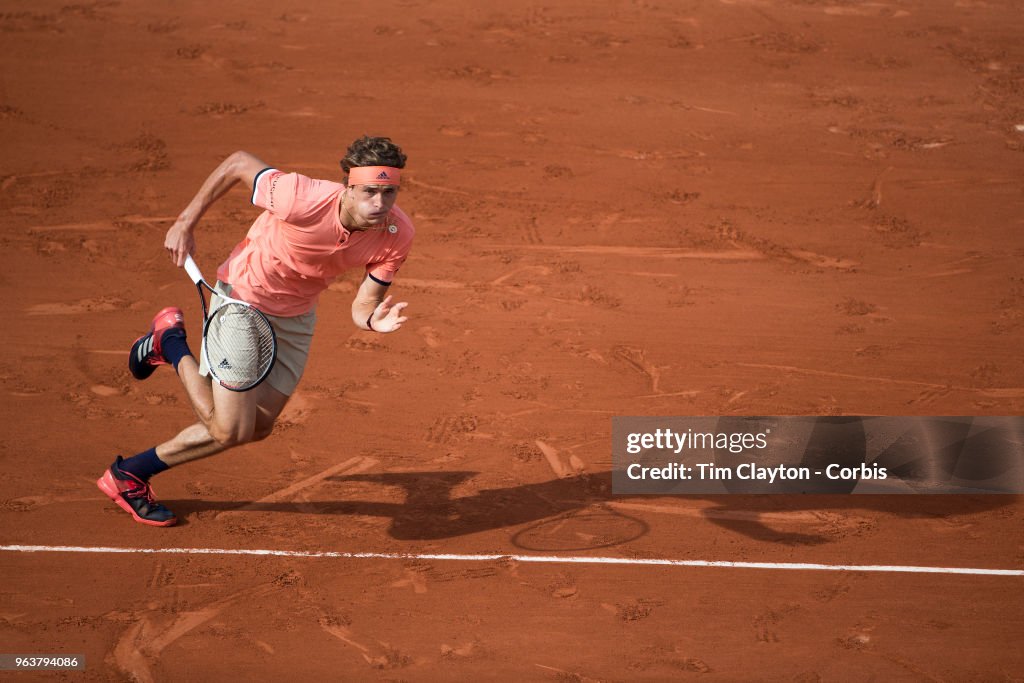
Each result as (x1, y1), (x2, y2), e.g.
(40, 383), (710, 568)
(128, 307), (186, 380)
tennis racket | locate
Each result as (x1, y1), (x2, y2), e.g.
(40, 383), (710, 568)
(183, 255), (277, 392)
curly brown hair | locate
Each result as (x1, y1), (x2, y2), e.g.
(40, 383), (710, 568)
(340, 136), (407, 182)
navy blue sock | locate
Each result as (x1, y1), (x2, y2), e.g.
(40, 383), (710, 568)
(160, 328), (193, 371)
(118, 447), (170, 481)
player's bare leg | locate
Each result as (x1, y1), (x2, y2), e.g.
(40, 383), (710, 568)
(100, 334), (289, 526)
(171, 355), (259, 444)
(155, 380), (291, 467)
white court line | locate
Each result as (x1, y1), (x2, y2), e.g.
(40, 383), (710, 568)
(1, 545), (1021, 577)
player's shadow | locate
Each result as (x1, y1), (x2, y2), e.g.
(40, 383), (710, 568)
(168, 471), (637, 546)
(322, 471), (648, 547)
(163, 469), (1018, 546)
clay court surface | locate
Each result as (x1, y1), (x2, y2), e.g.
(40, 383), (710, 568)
(2, 0), (1023, 680)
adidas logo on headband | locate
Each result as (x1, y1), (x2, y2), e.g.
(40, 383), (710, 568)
(347, 165), (402, 187)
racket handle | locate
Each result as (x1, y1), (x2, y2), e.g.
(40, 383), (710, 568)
(183, 254), (204, 285)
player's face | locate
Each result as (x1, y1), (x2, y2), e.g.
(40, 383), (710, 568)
(345, 184), (399, 228)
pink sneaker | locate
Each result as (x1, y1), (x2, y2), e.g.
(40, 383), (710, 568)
(97, 457), (177, 527)
(128, 307), (185, 380)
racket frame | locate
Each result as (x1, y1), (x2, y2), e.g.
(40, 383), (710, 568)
(183, 255), (277, 392)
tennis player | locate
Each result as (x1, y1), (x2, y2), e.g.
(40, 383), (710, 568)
(97, 136), (413, 526)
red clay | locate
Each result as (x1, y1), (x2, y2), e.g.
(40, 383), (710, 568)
(1, 0), (1022, 680)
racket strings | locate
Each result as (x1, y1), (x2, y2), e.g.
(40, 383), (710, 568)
(204, 303), (276, 390)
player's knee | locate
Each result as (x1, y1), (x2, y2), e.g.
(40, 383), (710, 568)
(209, 421), (256, 448)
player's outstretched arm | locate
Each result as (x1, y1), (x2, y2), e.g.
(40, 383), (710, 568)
(164, 151), (270, 266)
(351, 275), (409, 333)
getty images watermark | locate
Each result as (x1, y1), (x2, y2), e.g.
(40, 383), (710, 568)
(612, 416), (1024, 494)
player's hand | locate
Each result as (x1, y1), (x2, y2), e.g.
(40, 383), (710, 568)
(369, 295), (409, 333)
(164, 216), (197, 267)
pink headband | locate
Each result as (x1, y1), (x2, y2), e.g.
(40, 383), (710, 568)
(347, 166), (402, 187)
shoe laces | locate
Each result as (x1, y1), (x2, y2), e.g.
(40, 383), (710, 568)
(122, 477), (158, 504)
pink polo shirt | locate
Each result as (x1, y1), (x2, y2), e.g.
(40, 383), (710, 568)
(216, 168), (415, 317)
